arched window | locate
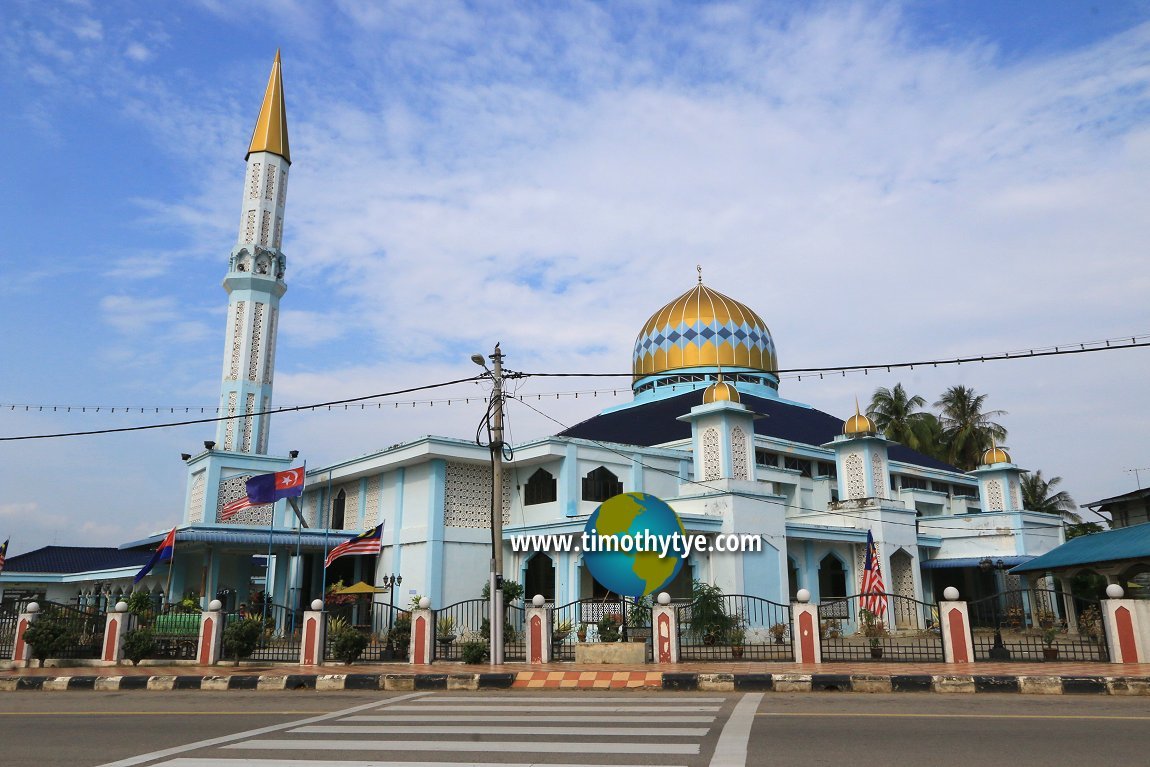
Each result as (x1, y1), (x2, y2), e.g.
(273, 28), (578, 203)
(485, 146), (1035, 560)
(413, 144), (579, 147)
(524, 553), (556, 601)
(819, 554), (847, 600)
(331, 489), (346, 530)
(788, 558), (800, 602)
(582, 466), (622, 502)
(524, 468), (557, 506)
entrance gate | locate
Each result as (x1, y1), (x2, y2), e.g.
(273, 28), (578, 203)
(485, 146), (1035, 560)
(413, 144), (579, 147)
(676, 594), (793, 661)
(431, 598), (526, 662)
(818, 593), (944, 662)
(968, 589), (1108, 662)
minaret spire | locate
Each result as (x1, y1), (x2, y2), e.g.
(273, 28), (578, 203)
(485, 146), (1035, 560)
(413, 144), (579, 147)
(216, 51), (292, 454)
(247, 49), (290, 163)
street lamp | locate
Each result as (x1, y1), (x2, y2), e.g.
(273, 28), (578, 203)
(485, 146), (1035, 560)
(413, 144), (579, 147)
(980, 557), (1011, 660)
(378, 574), (403, 659)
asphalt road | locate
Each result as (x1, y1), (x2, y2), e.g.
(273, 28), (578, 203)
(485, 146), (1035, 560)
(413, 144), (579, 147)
(0, 691), (1147, 767)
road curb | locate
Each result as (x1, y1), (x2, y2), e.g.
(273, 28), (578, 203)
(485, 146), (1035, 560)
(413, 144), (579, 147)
(2, 670), (1149, 694)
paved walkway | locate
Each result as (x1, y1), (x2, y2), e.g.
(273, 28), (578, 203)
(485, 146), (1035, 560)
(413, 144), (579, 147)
(3, 660), (1149, 694)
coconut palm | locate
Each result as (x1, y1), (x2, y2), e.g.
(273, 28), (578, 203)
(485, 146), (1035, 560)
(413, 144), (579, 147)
(1021, 471), (1081, 523)
(866, 384), (944, 458)
(934, 385), (1008, 471)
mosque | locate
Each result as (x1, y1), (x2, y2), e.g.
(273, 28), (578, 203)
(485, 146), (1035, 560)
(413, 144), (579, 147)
(0, 54), (1067, 624)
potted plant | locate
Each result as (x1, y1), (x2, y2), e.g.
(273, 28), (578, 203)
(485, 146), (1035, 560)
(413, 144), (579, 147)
(436, 616), (457, 645)
(1042, 626), (1060, 660)
(728, 626), (747, 659)
(552, 619), (573, 644)
(575, 622), (588, 643)
(860, 609), (887, 659)
(626, 595), (652, 642)
(769, 622), (788, 645)
(688, 581), (734, 646)
(597, 612), (622, 643)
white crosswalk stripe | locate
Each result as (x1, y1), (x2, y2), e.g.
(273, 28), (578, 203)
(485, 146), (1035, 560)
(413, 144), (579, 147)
(144, 693), (731, 767)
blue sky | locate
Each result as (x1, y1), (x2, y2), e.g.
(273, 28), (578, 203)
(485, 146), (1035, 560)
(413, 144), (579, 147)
(2, 1), (1149, 554)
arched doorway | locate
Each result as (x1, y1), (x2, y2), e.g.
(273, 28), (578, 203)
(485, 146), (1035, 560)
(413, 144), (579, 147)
(524, 553), (556, 602)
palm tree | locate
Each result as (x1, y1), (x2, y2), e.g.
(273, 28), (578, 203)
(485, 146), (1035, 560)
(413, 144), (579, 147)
(1021, 471), (1081, 523)
(867, 384), (945, 458)
(934, 385), (1008, 471)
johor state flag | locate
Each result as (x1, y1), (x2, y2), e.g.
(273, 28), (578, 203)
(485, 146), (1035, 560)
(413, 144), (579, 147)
(246, 467), (306, 504)
(134, 527), (176, 584)
(324, 524), (384, 568)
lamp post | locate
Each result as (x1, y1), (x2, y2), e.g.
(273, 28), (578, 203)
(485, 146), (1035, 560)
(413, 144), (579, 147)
(473, 344), (505, 665)
(379, 574), (402, 659)
(980, 557), (1011, 660)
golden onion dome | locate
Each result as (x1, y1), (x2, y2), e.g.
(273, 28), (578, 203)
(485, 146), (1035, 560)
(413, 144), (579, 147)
(982, 445), (1012, 465)
(703, 379), (741, 404)
(843, 399), (878, 436)
(633, 279), (778, 381)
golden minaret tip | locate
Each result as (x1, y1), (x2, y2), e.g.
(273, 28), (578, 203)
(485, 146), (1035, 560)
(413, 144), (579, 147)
(247, 51), (290, 164)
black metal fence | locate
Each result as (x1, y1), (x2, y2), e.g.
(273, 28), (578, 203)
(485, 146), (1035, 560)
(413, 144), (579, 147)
(677, 594), (793, 661)
(550, 597), (633, 661)
(132, 603), (202, 660)
(0, 608), (18, 659)
(429, 599), (528, 662)
(818, 593), (944, 662)
(968, 589), (1108, 662)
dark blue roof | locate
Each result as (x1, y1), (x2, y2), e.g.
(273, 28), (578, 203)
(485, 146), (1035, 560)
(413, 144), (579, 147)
(558, 390), (959, 473)
(1012, 523), (1150, 573)
(2, 546), (152, 574)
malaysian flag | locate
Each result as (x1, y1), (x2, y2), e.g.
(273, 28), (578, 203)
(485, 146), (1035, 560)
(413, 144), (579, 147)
(324, 523), (384, 568)
(220, 494), (261, 521)
(860, 530), (887, 619)
(0, 538), (8, 573)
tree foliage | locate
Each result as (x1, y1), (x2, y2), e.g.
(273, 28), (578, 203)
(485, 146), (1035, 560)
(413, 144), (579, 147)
(1020, 471), (1081, 522)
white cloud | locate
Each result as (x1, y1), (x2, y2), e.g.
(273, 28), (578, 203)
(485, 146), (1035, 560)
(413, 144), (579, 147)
(124, 42), (151, 62)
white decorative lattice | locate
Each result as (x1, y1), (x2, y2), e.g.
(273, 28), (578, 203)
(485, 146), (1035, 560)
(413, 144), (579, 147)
(845, 453), (865, 499)
(258, 396), (270, 454)
(228, 301), (246, 380)
(303, 491), (320, 527)
(245, 210), (256, 243)
(248, 162), (261, 199)
(1010, 478), (1021, 510)
(870, 453), (885, 500)
(260, 210), (271, 247)
(249, 302), (264, 382)
(702, 428), (721, 481)
(986, 480), (1004, 511)
(278, 169), (288, 208)
(263, 165), (276, 200)
(188, 471), (205, 523)
(892, 549), (914, 598)
(217, 474), (272, 524)
(730, 426), (748, 480)
(264, 307), (277, 385)
(443, 462), (512, 528)
(364, 476), (381, 528)
(224, 392), (237, 450)
(242, 393), (256, 452)
(854, 545), (867, 586)
(273, 216), (283, 250)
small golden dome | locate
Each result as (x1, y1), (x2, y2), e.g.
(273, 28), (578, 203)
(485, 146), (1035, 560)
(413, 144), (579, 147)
(703, 379), (741, 404)
(982, 445), (1011, 465)
(843, 399), (877, 436)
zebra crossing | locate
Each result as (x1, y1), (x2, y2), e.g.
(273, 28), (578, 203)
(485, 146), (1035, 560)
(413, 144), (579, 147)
(130, 693), (747, 767)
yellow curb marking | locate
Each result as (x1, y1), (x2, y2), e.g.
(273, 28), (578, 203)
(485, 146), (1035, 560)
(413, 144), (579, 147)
(758, 712), (1150, 721)
(0, 711), (327, 716)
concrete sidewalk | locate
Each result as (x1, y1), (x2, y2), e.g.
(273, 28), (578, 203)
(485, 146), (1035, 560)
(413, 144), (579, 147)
(3, 660), (1149, 694)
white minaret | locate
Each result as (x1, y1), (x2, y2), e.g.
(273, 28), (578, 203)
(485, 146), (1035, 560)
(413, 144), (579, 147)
(215, 51), (291, 454)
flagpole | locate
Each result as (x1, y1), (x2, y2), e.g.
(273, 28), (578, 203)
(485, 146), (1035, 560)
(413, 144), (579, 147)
(264, 495), (276, 628)
(164, 531), (176, 606)
(321, 468), (332, 605)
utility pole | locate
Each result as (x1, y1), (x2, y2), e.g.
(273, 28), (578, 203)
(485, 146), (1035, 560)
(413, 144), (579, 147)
(474, 343), (506, 665)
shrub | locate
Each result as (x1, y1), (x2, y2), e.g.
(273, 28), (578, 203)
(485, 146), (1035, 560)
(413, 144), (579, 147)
(388, 615), (412, 655)
(481, 579), (525, 604)
(597, 612), (622, 643)
(460, 640), (489, 664)
(126, 590), (155, 616)
(23, 617), (77, 663)
(122, 628), (157, 665)
(222, 617), (263, 664)
(330, 627), (370, 664)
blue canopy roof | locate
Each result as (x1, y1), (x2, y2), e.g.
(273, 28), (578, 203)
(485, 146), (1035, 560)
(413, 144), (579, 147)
(1011, 523), (1150, 573)
(2, 546), (152, 574)
(921, 555), (1033, 570)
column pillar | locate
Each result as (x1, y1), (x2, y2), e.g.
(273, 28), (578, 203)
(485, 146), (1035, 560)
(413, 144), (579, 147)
(101, 601), (129, 664)
(939, 587), (974, 664)
(12, 603), (40, 666)
(409, 598), (433, 665)
(197, 600), (225, 665)
(299, 600), (326, 666)
(653, 592), (678, 664)
(1102, 586), (1144, 664)
(792, 590), (821, 664)
(526, 595), (551, 664)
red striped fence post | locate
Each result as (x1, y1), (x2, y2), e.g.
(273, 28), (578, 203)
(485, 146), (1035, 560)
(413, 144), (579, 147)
(526, 594), (551, 663)
(101, 601), (129, 664)
(939, 587), (974, 664)
(1102, 585), (1145, 664)
(300, 599), (326, 666)
(792, 589), (821, 664)
(196, 599), (225, 665)
(653, 592), (678, 664)
(410, 597), (433, 665)
(12, 602), (40, 667)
